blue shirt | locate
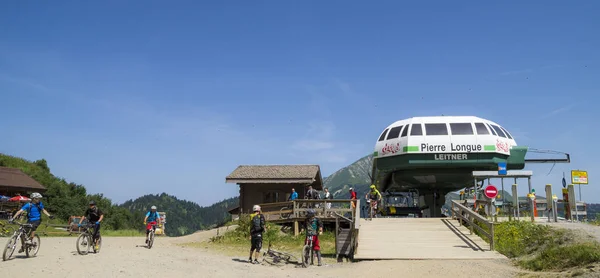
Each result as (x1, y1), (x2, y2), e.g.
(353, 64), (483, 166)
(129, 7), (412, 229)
(290, 192), (298, 200)
(21, 202), (44, 222)
(146, 211), (160, 222)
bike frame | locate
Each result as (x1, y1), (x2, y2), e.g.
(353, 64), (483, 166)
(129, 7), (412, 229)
(263, 242), (299, 265)
(302, 235), (315, 267)
(3, 222), (39, 261)
(76, 223), (101, 255)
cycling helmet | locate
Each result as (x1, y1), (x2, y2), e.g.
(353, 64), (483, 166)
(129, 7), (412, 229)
(306, 209), (315, 218)
(30, 192), (43, 199)
(151, 205), (157, 210)
(89, 200), (96, 205)
(348, 187), (353, 191)
(253, 205), (261, 212)
(370, 184), (376, 189)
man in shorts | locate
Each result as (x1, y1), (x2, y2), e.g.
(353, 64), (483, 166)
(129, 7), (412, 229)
(249, 204), (266, 264)
(10, 192), (54, 251)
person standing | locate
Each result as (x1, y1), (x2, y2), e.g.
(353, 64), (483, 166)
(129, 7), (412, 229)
(306, 185), (320, 209)
(304, 209), (324, 266)
(288, 188), (298, 201)
(349, 187), (357, 209)
(248, 204), (266, 264)
(324, 188), (332, 216)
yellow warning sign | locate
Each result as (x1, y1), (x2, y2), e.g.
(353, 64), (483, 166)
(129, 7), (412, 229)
(571, 170), (588, 184)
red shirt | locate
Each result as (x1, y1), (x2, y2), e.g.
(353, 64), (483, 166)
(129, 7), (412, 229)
(350, 191), (357, 199)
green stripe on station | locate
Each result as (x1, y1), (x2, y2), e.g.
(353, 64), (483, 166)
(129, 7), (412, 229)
(484, 145), (496, 151)
(403, 146), (419, 152)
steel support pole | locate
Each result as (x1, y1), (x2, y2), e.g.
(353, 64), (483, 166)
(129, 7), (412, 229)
(501, 178), (505, 215)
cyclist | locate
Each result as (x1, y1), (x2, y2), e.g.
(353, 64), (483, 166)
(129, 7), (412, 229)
(144, 205), (161, 244)
(9, 192), (54, 250)
(248, 204), (266, 264)
(304, 209), (323, 266)
(365, 185), (382, 217)
(79, 200), (104, 249)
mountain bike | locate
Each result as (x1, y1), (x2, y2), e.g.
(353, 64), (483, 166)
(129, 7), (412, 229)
(76, 223), (102, 255)
(367, 199), (378, 220)
(3, 221), (40, 261)
(302, 235), (315, 268)
(146, 222), (158, 249)
(262, 241), (299, 266)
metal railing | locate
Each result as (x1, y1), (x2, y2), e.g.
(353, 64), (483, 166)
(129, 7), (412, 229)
(451, 200), (495, 251)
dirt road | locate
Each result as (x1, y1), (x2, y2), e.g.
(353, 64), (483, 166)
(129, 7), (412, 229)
(0, 228), (526, 278)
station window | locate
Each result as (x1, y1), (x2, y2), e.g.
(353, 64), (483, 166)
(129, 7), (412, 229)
(424, 123), (448, 136)
(410, 123), (423, 136)
(474, 122), (490, 135)
(386, 125), (403, 139)
(401, 125), (409, 137)
(500, 126), (514, 139)
(491, 125), (507, 138)
(378, 129), (389, 141)
(486, 123), (498, 136)
(449, 123), (474, 135)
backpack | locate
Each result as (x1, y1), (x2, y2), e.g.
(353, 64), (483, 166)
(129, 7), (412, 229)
(27, 202), (42, 219)
(251, 213), (263, 234)
(147, 211), (159, 220)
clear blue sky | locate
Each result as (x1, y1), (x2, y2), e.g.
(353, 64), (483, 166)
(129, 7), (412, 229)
(1, 1), (598, 205)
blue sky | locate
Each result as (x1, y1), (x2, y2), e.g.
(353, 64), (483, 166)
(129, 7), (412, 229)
(1, 1), (598, 205)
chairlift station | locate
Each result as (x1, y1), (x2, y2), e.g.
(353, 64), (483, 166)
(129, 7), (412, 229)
(371, 116), (568, 217)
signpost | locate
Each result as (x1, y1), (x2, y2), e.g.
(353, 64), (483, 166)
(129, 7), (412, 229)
(498, 162), (507, 175)
(484, 185), (498, 199)
(571, 170), (588, 207)
(484, 185), (498, 219)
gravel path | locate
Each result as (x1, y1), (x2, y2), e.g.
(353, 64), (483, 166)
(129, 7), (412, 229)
(0, 227), (527, 278)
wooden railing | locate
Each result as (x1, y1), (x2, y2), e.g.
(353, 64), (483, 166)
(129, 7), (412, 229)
(451, 200), (495, 251)
(257, 199), (357, 221)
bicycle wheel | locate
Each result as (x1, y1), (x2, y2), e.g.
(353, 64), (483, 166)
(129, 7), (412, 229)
(263, 253), (285, 266)
(281, 252), (300, 265)
(2, 234), (18, 261)
(280, 207), (291, 219)
(25, 234), (40, 258)
(94, 235), (102, 253)
(302, 245), (311, 267)
(76, 233), (90, 255)
(148, 231), (154, 249)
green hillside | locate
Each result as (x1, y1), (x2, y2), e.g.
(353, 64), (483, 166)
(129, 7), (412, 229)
(0, 153), (137, 230)
(120, 193), (238, 236)
(0, 153), (237, 236)
(323, 154), (373, 198)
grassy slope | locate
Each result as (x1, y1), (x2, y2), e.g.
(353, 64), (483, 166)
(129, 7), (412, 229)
(491, 220), (600, 274)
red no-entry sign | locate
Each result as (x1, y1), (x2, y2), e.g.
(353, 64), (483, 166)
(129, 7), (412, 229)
(484, 185), (498, 199)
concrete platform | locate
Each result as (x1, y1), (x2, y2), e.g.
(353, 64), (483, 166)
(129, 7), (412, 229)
(354, 218), (506, 260)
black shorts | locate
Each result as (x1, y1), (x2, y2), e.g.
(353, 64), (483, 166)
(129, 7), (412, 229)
(28, 220), (41, 231)
(250, 236), (262, 251)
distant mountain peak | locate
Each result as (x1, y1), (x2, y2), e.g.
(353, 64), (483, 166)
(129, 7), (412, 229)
(324, 154), (373, 198)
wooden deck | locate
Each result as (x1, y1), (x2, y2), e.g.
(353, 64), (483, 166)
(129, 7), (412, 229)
(256, 199), (357, 235)
(354, 218), (505, 260)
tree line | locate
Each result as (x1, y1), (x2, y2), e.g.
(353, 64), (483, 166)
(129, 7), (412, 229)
(0, 154), (236, 236)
